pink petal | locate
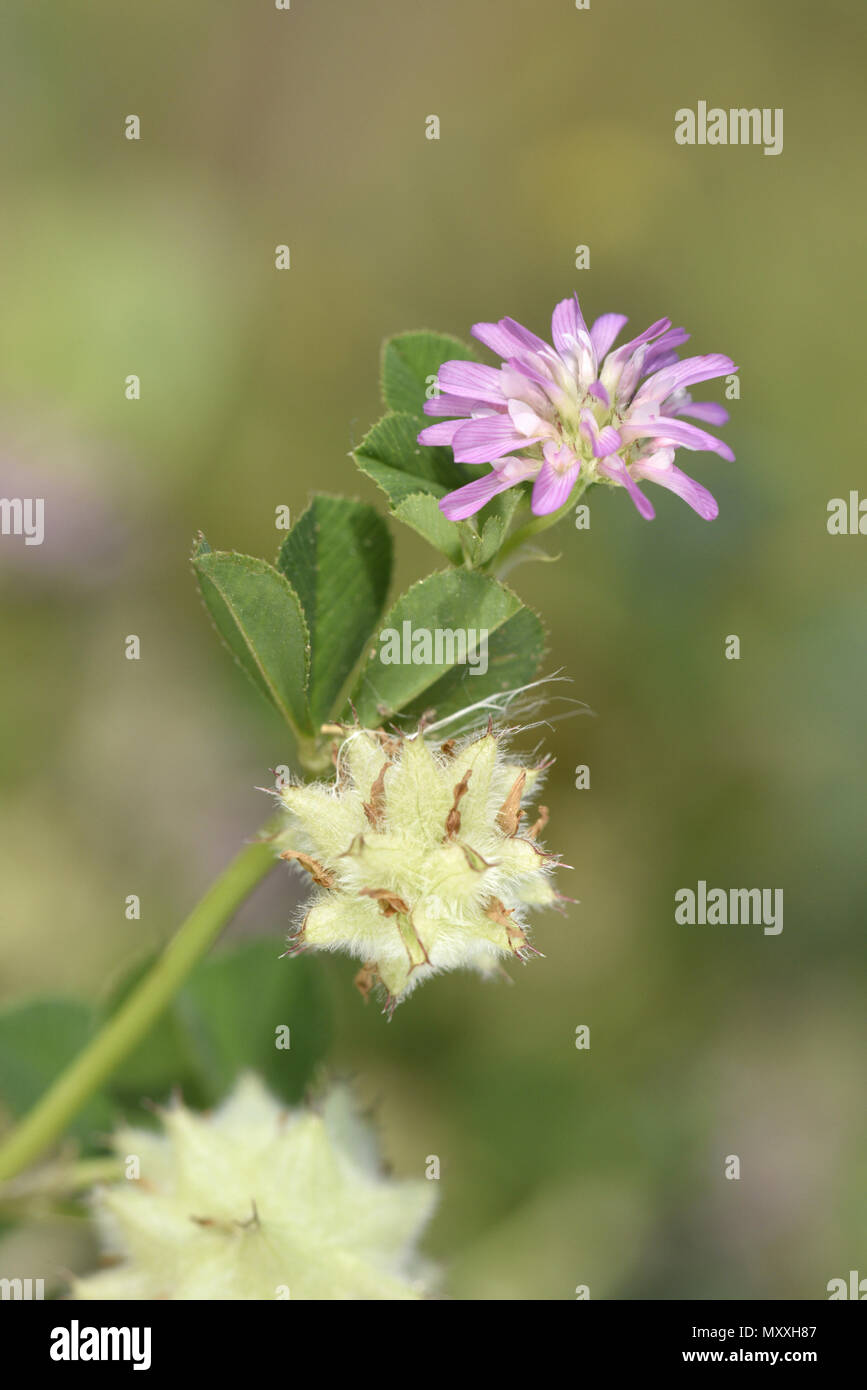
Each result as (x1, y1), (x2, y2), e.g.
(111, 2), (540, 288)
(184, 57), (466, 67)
(608, 317), (672, 365)
(531, 459), (580, 515)
(471, 316), (551, 362)
(593, 425), (622, 458)
(623, 415), (735, 462)
(507, 397), (555, 439)
(551, 293), (588, 355)
(417, 419), (467, 446)
(452, 415), (543, 464)
(423, 393), (505, 418)
(634, 353), (736, 406)
(437, 360), (505, 403)
(499, 362), (552, 415)
(579, 410), (621, 458)
(498, 316), (552, 355)
(674, 400), (729, 426)
(439, 469), (519, 521)
(641, 328), (690, 376)
(589, 313), (628, 361)
(599, 319), (673, 400)
(631, 459), (719, 520)
(598, 456), (656, 520)
(587, 379), (611, 408)
(503, 355), (553, 390)
(471, 320), (528, 359)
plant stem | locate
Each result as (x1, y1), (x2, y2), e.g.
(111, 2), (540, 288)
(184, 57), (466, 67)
(493, 480), (588, 575)
(0, 1155), (123, 1215)
(0, 828), (278, 1184)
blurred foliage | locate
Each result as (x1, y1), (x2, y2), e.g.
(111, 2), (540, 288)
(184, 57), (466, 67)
(0, 0), (865, 1299)
(0, 940), (331, 1129)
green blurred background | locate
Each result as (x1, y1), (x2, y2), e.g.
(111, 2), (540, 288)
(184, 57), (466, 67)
(1, 0), (865, 1298)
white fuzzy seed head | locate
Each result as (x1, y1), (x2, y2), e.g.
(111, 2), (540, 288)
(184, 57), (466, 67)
(73, 1074), (435, 1301)
(278, 724), (563, 1012)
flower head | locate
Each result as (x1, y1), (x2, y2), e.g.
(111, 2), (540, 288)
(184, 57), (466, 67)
(74, 1074), (435, 1300)
(418, 293), (735, 522)
(276, 724), (562, 1013)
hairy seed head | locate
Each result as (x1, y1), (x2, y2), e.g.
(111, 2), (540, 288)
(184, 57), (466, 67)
(73, 1074), (435, 1300)
(277, 725), (564, 1011)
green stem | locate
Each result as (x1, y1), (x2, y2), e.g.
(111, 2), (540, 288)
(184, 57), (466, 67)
(0, 1156), (123, 1213)
(493, 481), (588, 574)
(0, 828), (279, 1184)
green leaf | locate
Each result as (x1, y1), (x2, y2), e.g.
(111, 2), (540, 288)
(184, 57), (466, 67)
(354, 411), (466, 504)
(359, 329), (526, 567)
(355, 413), (505, 566)
(192, 538), (311, 734)
(354, 411), (471, 563)
(392, 493), (465, 566)
(472, 487), (525, 567)
(0, 999), (114, 1145)
(381, 330), (477, 416)
(103, 941), (332, 1111)
(276, 496), (392, 723)
(388, 489), (525, 569)
(346, 569), (545, 726)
